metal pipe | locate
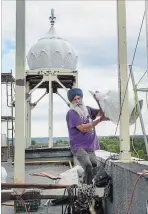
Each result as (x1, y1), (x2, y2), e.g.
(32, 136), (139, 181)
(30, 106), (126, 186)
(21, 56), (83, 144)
(1, 183), (72, 189)
(117, 0), (131, 161)
(136, 88), (148, 92)
(146, 0), (148, 71)
(1, 193), (69, 203)
(14, 0), (26, 183)
(55, 78), (68, 92)
(28, 79), (44, 96)
(48, 74), (53, 148)
(56, 91), (70, 107)
(33, 91), (48, 107)
(11, 70), (14, 161)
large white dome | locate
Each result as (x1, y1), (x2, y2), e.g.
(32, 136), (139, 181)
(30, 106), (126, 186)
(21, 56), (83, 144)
(27, 10), (78, 70)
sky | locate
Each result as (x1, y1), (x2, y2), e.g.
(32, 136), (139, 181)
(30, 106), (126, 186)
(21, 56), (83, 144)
(1, 0), (148, 137)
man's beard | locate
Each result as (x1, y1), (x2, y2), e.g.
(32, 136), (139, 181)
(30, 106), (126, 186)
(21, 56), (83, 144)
(70, 100), (89, 119)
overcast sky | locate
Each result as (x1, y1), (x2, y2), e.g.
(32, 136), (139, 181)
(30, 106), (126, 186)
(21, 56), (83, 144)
(1, 0), (148, 137)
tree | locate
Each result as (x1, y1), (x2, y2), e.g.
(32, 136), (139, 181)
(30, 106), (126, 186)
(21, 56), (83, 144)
(31, 140), (36, 146)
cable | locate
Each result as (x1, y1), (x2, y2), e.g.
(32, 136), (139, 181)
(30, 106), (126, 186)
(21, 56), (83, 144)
(131, 87), (139, 160)
(62, 188), (67, 214)
(136, 70), (148, 87)
(125, 171), (148, 214)
(114, 10), (146, 136)
(146, 70), (148, 109)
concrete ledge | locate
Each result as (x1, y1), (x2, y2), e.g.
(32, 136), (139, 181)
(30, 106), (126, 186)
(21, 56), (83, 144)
(95, 150), (148, 214)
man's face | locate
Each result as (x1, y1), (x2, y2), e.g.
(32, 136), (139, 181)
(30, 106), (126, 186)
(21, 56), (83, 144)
(70, 95), (89, 119)
(72, 95), (81, 105)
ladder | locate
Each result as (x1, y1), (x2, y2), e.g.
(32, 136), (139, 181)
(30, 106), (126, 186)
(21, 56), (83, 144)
(5, 70), (15, 160)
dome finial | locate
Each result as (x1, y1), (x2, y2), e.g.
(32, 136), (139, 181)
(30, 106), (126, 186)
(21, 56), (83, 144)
(49, 8), (56, 26)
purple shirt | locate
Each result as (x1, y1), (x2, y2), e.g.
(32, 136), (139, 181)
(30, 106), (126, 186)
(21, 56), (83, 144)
(66, 106), (100, 152)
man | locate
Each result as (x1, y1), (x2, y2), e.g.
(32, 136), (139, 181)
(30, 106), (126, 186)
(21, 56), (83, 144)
(66, 88), (109, 185)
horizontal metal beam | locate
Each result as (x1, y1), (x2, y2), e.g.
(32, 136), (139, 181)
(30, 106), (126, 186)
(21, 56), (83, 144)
(1, 183), (73, 190)
(26, 68), (78, 75)
(1, 191), (69, 203)
(136, 88), (148, 92)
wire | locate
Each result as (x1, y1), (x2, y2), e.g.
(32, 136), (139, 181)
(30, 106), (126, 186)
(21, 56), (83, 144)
(114, 10), (146, 136)
(125, 171), (148, 214)
(62, 188), (67, 214)
(131, 87), (139, 160)
(136, 70), (148, 87)
(146, 70), (148, 109)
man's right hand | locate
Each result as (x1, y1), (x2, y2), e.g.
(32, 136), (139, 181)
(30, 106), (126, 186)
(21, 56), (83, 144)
(100, 113), (110, 121)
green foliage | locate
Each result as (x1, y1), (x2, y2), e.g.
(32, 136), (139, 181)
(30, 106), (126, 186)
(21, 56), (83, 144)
(54, 140), (69, 147)
(30, 136), (147, 160)
(99, 136), (148, 160)
(31, 140), (36, 145)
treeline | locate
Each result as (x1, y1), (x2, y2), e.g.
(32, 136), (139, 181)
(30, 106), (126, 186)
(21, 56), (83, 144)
(55, 137), (148, 160)
(99, 136), (148, 160)
(31, 137), (148, 160)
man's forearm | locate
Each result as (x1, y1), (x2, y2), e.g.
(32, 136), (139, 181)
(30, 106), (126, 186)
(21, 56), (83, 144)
(82, 118), (102, 132)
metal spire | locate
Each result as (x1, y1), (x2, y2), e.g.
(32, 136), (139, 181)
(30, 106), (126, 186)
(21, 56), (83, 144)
(49, 8), (56, 26)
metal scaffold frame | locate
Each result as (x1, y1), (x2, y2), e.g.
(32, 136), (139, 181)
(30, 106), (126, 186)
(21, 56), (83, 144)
(1, 71), (15, 159)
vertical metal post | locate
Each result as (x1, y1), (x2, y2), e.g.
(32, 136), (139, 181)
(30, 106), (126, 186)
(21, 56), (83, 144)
(6, 119), (9, 158)
(11, 70), (14, 161)
(117, 0), (131, 161)
(73, 72), (78, 88)
(14, 0), (26, 183)
(26, 81), (31, 148)
(48, 74), (53, 148)
(146, 0), (148, 70)
(28, 98), (32, 148)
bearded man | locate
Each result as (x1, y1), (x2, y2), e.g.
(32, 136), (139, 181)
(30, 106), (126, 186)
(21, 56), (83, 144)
(66, 88), (109, 185)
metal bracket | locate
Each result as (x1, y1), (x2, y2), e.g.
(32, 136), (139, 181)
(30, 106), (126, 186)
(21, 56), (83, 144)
(55, 78), (68, 92)
(136, 88), (148, 92)
(27, 79), (45, 99)
(56, 90), (70, 107)
(31, 90), (48, 109)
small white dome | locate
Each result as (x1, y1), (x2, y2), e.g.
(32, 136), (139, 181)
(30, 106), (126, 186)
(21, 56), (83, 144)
(27, 10), (78, 70)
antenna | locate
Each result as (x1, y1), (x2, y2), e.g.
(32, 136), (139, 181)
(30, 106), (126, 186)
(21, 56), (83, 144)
(49, 8), (56, 26)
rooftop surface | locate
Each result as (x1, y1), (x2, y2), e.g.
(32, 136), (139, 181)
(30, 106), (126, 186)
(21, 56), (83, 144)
(1, 160), (70, 214)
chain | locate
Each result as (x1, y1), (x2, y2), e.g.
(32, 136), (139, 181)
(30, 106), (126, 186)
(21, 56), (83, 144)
(74, 184), (96, 210)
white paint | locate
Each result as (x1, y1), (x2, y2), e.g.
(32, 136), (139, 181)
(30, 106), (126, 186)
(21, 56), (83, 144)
(117, 0), (131, 161)
(27, 22), (78, 70)
(14, 0), (26, 183)
(90, 90), (143, 126)
(1, 166), (7, 183)
(1, 134), (7, 147)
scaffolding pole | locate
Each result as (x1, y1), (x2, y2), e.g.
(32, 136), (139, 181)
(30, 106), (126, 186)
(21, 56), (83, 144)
(117, 0), (131, 161)
(14, 0), (26, 183)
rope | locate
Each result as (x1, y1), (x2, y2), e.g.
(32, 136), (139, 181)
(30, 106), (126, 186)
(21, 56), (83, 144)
(125, 171), (148, 214)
